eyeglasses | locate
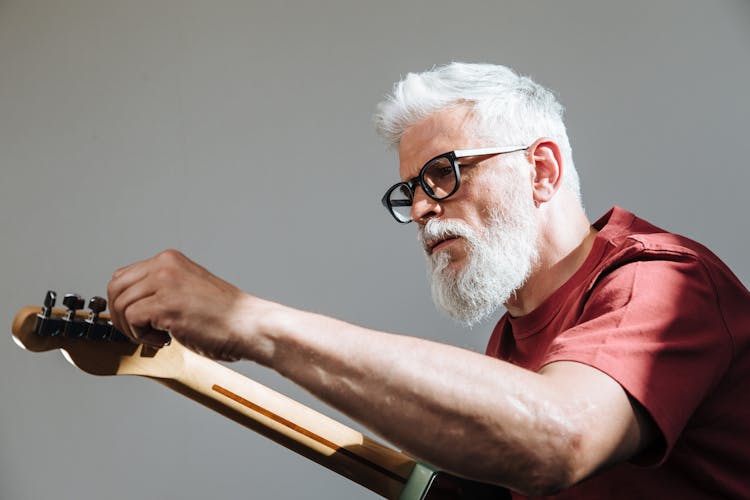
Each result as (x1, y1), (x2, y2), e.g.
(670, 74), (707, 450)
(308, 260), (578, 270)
(381, 145), (528, 223)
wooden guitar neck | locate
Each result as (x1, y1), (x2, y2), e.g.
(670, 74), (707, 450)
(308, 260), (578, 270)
(12, 292), (510, 499)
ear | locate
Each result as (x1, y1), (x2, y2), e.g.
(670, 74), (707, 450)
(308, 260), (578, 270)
(527, 138), (563, 205)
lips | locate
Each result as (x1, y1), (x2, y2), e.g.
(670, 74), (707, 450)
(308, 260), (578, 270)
(426, 236), (459, 254)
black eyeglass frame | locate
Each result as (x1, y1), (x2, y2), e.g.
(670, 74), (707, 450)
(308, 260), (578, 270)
(381, 145), (529, 224)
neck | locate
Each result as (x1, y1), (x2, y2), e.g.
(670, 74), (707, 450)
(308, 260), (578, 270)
(505, 198), (596, 317)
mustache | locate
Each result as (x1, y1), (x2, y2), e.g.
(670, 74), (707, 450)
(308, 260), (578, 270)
(418, 219), (477, 253)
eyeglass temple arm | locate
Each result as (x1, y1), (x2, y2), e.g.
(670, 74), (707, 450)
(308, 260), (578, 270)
(453, 146), (527, 157)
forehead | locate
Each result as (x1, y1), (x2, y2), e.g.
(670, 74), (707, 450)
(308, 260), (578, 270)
(398, 105), (478, 180)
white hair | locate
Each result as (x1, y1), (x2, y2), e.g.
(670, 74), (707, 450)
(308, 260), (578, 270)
(374, 62), (580, 200)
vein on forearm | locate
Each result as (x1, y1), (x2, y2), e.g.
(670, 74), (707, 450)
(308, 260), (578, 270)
(260, 309), (582, 491)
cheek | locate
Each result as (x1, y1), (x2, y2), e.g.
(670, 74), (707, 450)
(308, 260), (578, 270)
(465, 177), (507, 217)
(479, 171), (534, 223)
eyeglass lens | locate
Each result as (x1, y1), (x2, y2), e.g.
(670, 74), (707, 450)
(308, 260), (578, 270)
(422, 156), (456, 198)
(387, 185), (413, 222)
(387, 156), (458, 222)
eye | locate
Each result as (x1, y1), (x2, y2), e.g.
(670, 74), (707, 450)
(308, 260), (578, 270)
(434, 166), (454, 178)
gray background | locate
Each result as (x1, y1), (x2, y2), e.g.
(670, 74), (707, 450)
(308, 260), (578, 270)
(1, 1), (748, 499)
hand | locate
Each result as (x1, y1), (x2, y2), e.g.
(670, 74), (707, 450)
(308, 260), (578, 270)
(107, 249), (255, 361)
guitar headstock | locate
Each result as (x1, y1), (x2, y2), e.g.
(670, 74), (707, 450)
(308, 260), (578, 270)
(12, 291), (184, 378)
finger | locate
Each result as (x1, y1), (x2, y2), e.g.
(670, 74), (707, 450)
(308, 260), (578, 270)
(107, 260), (151, 304)
(122, 294), (172, 346)
(110, 252), (157, 280)
(107, 262), (158, 337)
(111, 282), (158, 341)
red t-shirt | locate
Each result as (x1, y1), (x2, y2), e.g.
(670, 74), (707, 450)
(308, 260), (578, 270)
(485, 207), (750, 499)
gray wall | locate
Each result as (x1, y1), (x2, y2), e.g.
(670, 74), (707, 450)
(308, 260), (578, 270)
(1, 1), (748, 499)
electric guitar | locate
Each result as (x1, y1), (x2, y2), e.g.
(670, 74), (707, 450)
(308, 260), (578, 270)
(12, 291), (511, 500)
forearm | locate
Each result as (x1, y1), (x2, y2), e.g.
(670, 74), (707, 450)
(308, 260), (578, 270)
(242, 299), (583, 493)
(107, 247), (651, 495)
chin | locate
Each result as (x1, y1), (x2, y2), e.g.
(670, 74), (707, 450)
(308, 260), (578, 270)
(430, 251), (464, 277)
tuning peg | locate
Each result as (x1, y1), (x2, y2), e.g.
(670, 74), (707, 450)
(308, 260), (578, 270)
(85, 296), (111, 340)
(87, 296), (107, 321)
(62, 293), (87, 338)
(35, 290), (63, 337)
(41, 290), (57, 318)
(63, 293), (85, 321)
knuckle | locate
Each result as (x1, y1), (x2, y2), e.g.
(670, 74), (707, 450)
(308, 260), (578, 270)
(157, 248), (183, 264)
(153, 266), (177, 283)
(110, 266), (125, 281)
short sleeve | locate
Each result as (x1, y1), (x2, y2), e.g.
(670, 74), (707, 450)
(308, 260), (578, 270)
(542, 253), (733, 465)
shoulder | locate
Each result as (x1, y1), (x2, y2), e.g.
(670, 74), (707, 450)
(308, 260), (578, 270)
(590, 207), (748, 329)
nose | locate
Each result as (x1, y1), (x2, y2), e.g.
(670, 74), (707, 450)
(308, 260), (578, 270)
(410, 187), (443, 224)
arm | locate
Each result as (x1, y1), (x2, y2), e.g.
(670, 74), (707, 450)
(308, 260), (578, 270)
(107, 249), (656, 495)
(257, 309), (656, 494)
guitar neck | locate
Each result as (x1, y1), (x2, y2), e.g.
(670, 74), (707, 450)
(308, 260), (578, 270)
(158, 348), (416, 499)
(13, 298), (511, 500)
(12, 303), (415, 498)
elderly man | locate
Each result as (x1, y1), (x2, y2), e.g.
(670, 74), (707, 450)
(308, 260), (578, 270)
(107, 63), (749, 498)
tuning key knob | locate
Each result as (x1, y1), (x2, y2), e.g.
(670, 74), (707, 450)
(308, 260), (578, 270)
(85, 296), (110, 340)
(87, 296), (107, 318)
(42, 290), (57, 317)
(35, 290), (62, 337)
(62, 293), (87, 338)
(63, 293), (85, 320)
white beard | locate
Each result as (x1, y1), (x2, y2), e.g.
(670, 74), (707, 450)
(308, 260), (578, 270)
(418, 184), (539, 326)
